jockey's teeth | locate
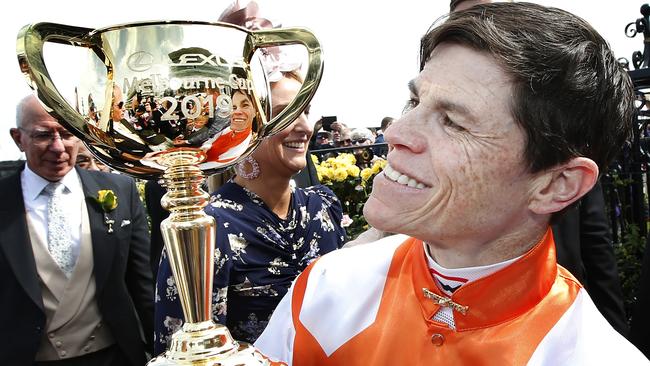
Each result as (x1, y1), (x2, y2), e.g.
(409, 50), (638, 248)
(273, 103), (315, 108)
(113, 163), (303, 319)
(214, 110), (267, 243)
(384, 164), (426, 189)
(284, 142), (304, 149)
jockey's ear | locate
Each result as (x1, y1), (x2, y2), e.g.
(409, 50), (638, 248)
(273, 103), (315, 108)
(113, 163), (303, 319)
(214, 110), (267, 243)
(528, 157), (598, 215)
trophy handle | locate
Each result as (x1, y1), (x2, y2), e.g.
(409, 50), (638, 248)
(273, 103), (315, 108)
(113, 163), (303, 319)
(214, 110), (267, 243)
(17, 22), (99, 138)
(245, 28), (324, 137)
(17, 23), (152, 178)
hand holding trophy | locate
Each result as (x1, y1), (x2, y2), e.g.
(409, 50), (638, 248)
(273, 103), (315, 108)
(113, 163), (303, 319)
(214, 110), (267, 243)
(17, 19), (322, 365)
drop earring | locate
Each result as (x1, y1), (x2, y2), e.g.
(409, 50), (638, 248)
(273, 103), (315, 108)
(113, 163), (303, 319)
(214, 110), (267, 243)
(235, 155), (260, 180)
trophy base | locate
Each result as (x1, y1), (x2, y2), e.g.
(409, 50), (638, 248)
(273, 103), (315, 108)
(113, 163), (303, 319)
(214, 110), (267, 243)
(148, 320), (276, 365)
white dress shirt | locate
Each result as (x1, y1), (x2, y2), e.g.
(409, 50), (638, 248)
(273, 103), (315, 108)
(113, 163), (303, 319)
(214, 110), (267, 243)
(21, 165), (84, 266)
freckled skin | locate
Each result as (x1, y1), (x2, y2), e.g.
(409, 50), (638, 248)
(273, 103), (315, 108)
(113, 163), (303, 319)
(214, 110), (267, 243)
(364, 43), (547, 267)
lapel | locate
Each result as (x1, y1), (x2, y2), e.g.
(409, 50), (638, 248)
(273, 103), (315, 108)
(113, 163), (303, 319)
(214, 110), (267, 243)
(0, 168), (44, 311)
(77, 168), (117, 295)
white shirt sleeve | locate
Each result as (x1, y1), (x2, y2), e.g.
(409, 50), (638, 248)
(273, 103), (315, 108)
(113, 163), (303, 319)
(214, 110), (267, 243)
(255, 283), (296, 365)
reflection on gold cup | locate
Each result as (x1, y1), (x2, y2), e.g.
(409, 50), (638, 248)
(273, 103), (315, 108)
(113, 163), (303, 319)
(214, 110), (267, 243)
(17, 21), (323, 365)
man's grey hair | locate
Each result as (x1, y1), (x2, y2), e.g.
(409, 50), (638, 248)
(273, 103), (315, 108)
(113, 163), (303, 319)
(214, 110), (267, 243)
(15, 95), (36, 128)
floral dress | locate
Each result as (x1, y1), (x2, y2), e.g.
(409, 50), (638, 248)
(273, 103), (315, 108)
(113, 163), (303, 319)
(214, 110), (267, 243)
(154, 181), (346, 355)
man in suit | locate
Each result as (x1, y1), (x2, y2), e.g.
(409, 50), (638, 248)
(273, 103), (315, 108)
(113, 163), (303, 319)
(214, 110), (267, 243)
(0, 95), (153, 365)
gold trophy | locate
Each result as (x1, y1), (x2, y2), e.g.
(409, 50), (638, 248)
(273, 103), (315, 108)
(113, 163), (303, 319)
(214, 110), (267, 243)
(17, 21), (323, 365)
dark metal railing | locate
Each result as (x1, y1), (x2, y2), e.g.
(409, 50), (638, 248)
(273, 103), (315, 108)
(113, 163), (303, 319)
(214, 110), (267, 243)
(309, 142), (388, 156)
(609, 4), (650, 240)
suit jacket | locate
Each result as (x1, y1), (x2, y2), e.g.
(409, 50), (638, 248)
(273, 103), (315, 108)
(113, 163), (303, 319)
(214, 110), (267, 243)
(0, 166), (153, 366)
(552, 181), (629, 337)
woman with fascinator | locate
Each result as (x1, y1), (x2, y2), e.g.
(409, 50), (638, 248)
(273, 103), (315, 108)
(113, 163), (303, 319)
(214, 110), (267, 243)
(153, 1), (346, 353)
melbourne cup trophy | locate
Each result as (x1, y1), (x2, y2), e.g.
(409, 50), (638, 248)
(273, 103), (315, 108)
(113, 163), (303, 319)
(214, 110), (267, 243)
(17, 20), (323, 365)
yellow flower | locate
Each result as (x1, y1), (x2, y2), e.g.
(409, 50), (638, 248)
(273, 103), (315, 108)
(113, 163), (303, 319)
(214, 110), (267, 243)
(96, 189), (118, 212)
(310, 154), (320, 165)
(371, 158), (387, 174)
(316, 166), (330, 182)
(360, 168), (373, 181)
(347, 165), (360, 178)
(136, 181), (146, 204)
(338, 153), (356, 166)
(333, 168), (348, 182)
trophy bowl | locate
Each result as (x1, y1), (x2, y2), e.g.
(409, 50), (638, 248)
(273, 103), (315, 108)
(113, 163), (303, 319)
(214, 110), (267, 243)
(17, 20), (323, 365)
(17, 20), (323, 178)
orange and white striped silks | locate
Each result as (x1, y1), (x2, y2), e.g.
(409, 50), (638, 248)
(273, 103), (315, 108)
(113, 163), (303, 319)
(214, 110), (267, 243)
(256, 230), (648, 366)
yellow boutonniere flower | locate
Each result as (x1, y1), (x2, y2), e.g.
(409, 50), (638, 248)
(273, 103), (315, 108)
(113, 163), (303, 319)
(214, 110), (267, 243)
(96, 189), (118, 212)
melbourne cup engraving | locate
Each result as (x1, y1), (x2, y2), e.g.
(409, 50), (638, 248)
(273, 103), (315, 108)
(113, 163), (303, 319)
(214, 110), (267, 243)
(17, 21), (323, 365)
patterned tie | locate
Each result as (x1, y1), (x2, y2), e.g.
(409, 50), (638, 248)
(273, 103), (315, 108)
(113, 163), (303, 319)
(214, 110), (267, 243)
(44, 182), (75, 277)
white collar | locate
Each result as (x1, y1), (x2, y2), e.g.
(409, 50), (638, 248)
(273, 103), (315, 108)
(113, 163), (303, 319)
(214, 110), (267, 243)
(423, 242), (521, 283)
(22, 164), (83, 201)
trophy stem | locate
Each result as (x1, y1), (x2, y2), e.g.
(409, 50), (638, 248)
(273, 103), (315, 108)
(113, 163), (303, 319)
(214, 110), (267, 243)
(159, 150), (214, 324)
(150, 149), (277, 366)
